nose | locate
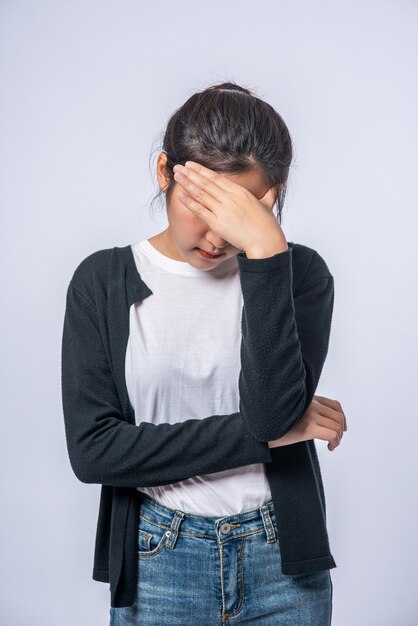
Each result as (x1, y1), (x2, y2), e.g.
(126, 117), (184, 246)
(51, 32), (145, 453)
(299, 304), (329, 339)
(205, 232), (229, 250)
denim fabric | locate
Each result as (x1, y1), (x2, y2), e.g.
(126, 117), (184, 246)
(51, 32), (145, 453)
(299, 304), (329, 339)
(110, 493), (333, 625)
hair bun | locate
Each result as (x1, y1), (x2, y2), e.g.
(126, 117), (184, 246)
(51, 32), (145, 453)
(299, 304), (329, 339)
(221, 84), (247, 93)
(212, 82), (251, 95)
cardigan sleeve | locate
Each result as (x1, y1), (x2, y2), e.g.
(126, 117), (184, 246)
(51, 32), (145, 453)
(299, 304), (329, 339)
(237, 245), (334, 441)
(61, 283), (272, 489)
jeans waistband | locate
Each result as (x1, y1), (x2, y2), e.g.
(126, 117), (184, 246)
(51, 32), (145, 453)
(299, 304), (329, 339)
(137, 492), (278, 544)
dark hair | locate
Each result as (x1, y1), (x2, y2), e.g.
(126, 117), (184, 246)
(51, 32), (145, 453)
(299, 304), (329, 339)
(148, 81), (293, 224)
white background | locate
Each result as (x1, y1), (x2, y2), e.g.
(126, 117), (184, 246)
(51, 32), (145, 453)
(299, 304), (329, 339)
(1, 1), (417, 624)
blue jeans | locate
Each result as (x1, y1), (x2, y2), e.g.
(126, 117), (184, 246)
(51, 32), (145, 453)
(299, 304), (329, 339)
(110, 493), (333, 625)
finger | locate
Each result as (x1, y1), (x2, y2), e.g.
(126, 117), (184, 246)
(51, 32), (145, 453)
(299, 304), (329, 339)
(317, 415), (343, 441)
(174, 167), (221, 212)
(177, 189), (216, 225)
(312, 401), (345, 433)
(183, 161), (245, 194)
(313, 395), (347, 431)
(317, 422), (342, 451)
(310, 423), (341, 450)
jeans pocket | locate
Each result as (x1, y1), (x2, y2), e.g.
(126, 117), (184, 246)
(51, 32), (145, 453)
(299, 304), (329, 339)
(288, 569), (332, 599)
(137, 516), (170, 558)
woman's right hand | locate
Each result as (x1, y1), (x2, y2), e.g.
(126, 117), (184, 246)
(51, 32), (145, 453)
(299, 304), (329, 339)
(268, 395), (347, 451)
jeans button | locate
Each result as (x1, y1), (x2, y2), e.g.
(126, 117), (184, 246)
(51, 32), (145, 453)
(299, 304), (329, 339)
(220, 522), (231, 534)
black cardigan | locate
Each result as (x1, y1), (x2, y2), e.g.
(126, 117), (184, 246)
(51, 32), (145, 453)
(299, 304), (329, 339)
(60, 241), (337, 608)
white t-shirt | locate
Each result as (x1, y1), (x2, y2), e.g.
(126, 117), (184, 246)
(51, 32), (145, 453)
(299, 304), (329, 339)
(125, 238), (272, 515)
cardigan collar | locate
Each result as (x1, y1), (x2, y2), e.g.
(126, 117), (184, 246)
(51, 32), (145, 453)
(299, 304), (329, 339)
(114, 244), (154, 307)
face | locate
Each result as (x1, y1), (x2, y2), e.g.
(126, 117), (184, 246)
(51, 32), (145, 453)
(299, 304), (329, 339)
(153, 151), (280, 270)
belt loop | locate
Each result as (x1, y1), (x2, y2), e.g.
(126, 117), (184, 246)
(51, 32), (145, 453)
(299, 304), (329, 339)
(260, 504), (277, 544)
(164, 510), (185, 550)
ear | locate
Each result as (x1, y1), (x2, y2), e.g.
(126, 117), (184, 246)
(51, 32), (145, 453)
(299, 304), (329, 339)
(156, 151), (171, 192)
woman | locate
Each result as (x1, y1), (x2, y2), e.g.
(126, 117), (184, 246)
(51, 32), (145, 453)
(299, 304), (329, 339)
(61, 81), (346, 625)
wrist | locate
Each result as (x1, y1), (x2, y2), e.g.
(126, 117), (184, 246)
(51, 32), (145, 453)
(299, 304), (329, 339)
(243, 228), (288, 258)
(268, 432), (292, 448)
(268, 429), (299, 448)
(244, 240), (289, 259)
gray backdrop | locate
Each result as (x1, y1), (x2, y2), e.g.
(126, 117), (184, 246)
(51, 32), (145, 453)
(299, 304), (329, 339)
(1, 1), (417, 624)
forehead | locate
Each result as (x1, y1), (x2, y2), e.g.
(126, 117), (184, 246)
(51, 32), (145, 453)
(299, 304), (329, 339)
(220, 169), (270, 200)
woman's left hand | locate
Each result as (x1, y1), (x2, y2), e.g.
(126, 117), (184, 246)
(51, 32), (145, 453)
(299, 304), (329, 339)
(173, 161), (288, 255)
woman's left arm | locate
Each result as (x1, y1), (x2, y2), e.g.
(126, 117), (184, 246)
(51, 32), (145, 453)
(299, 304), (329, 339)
(237, 247), (335, 442)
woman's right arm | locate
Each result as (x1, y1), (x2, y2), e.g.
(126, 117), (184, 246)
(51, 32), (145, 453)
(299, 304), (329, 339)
(61, 283), (272, 489)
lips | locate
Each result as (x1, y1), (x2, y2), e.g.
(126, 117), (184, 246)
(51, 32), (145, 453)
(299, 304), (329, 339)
(197, 248), (225, 259)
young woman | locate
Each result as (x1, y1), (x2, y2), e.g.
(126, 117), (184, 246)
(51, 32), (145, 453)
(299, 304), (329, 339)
(61, 81), (346, 625)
